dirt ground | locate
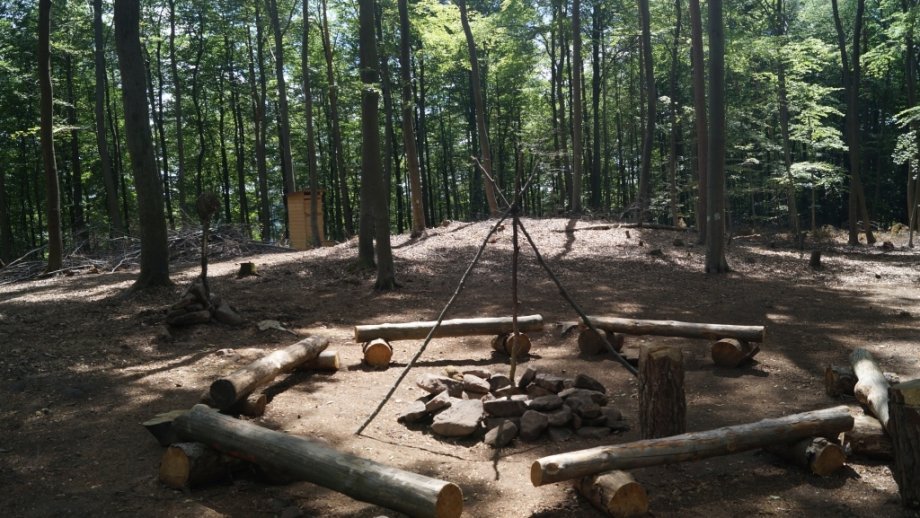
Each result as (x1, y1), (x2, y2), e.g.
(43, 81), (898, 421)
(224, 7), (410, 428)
(1, 217), (919, 518)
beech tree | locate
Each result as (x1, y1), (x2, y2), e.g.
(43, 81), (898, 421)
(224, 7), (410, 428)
(38, 0), (62, 272)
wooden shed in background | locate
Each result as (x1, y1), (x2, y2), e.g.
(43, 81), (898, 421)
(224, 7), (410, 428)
(287, 190), (325, 250)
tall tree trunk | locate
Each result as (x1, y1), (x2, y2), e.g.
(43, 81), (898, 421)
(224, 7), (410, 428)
(457, 0), (499, 217)
(168, 0), (189, 218)
(667, 0), (682, 227)
(904, 0), (920, 245)
(638, 0), (655, 222)
(0, 166), (9, 262)
(106, 67), (130, 229)
(218, 37), (233, 223)
(268, 0), (296, 201)
(190, 13), (206, 200)
(774, 0), (799, 236)
(302, 0), (321, 247)
(320, 0), (353, 236)
(705, 0), (729, 273)
(38, 0), (63, 272)
(590, 1), (602, 211)
(93, 0), (124, 238)
(832, 0), (875, 245)
(358, 0), (396, 289)
(399, 0), (426, 237)
(230, 46), (251, 236)
(113, 0), (171, 288)
(375, 2), (397, 233)
(689, 0), (708, 243)
(152, 38), (175, 230)
(248, 10), (272, 242)
(571, 0), (584, 213)
(65, 55), (85, 241)
(417, 53), (435, 226)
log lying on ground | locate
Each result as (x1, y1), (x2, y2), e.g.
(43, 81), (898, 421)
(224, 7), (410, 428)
(578, 328), (624, 356)
(850, 348), (890, 429)
(531, 405), (853, 486)
(825, 364), (899, 398)
(576, 470), (648, 518)
(764, 437), (846, 476)
(586, 316), (765, 342)
(174, 405), (463, 518)
(840, 413), (892, 459)
(363, 339), (393, 368)
(159, 442), (243, 489)
(200, 391), (269, 418)
(209, 336), (329, 410)
(302, 350), (341, 371)
(888, 379), (920, 508)
(711, 338), (760, 368)
(490, 332), (532, 355)
(143, 410), (189, 446)
(354, 314), (544, 342)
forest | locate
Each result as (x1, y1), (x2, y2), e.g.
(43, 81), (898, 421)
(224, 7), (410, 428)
(3, 0), (920, 282)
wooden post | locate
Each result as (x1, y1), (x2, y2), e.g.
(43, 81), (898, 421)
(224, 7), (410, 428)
(764, 437), (846, 476)
(576, 470), (649, 518)
(639, 345), (686, 439)
(586, 316), (765, 342)
(840, 413), (892, 460)
(888, 379), (920, 508)
(354, 314), (544, 342)
(530, 405), (854, 486)
(209, 336), (329, 410)
(175, 405), (463, 517)
(711, 338), (759, 367)
(578, 328), (624, 356)
(850, 348), (890, 429)
(363, 339), (393, 368)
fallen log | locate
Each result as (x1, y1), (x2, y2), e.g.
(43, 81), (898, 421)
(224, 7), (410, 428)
(209, 336), (329, 410)
(354, 314), (544, 342)
(174, 405), (463, 518)
(825, 364), (899, 398)
(586, 316), (765, 343)
(888, 379), (920, 508)
(302, 350), (341, 371)
(531, 405), (853, 486)
(840, 413), (892, 460)
(490, 332), (532, 356)
(159, 442), (242, 489)
(764, 437), (846, 476)
(200, 391), (269, 418)
(575, 470), (648, 518)
(850, 348), (890, 430)
(711, 338), (760, 368)
(143, 410), (189, 446)
(363, 339), (393, 368)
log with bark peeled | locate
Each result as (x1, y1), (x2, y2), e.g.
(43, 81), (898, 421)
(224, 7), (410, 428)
(887, 379), (920, 508)
(209, 336), (329, 410)
(531, 405), (853, 486)
(850, 348), (890, 430)
(353, 314), (544, 342)
(825, 364), (899, 399)
(711, 338), (760, 368)
(586, 316), (765, 342)
(174, 405), (463, 518)
(363, 339), (393, 368)
(764, 437), (846, 476)
(575, 470), (649, 518)
(840, 413), (892, 460)
(159, 442), (242, 489)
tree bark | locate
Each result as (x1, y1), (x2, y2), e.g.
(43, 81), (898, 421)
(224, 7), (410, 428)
(246, 20), (271, 242)
(531, 405), (854, 486)
(705, 0), (729, 272)
(399, 0), (427, 237)
(302, 0), (321, 247)
(590, 2), (603, 211)
(267, 0), (295, 200)
(92, 0), (124, 237)
(637, 0), (655, 222)
(774, 0), (799, 236)
(150, 38), (175, 230)
(571, 0), (584, 213)
(688, 0), (707, 245)
(38, 0), (63, 273)
(174, 405), (464, 517)
(667, 0), (682, 228)
(65, 55), (84, 240)
(190, 14), (205, 201)
(587, 316), (765, 342)
(355, 315), (544, 342)
(887, 379), (920, 508)
(114, 0), (172, 289)
(639, 345), (686, 439)
(168, 0), (189, 218)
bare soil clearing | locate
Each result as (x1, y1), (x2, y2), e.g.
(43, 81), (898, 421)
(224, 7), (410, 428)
(1, 218), (918, 517)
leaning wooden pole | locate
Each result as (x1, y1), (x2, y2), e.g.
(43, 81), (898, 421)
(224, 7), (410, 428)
(587, 316), (765, 342)
(354, 315), (544, 342)
(531, 405), (853, 486)
(176, 405), (463, 517)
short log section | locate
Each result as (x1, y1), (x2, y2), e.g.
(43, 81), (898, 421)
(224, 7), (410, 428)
(531, 405), (854, 486)
(578, 328), (624, 356)
(840, 413), (892, 459)
(174, 405), (463, 518)
(491, 332), (532, 356)
(888, 379), (920, 508)
(585, 316), (765, 342)
(711, 338), (760, 368)
(302, 350), (341, 371)
(354, 314), (544, 342)
(159, 442), (241, 489)
(639, 345), (686, 439)
(764, 437), (846, 476)
(850, 348), (890, 429)
(362, 339), (393, 368)
(209, 336), (329, 410)
(576, 470), (649, 518)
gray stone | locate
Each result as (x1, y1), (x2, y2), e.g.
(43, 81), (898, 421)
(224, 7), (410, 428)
(488, 374), (512, 392)
(483, 397), (528, 417)
(397, 400), (429, 424)
(547, 426), (574, 442)
(603, 406), (623, 423)
(545, 405), (573, 427)
(582, 415), (607, 427)
(573, 373), (607, 394)
(608, 418), (630, 433)
(494, 385), (524, 397)
(462, 374), (491, 394)
(424, 391), (454, 413)
(463, 368), (492, 379)
(533, 373), (566, 393)
(576, 426), (611, 439)
(558, 388), (609, 406)
(528, 395), (564, 412)
(484, 416), (521, 430)
(517, 367), (538, 388)
(431, 399), (484, 437)
(416, 374), (463, 397)
(213, 301), (245, 326)
(565, 396), (602, 419)
(526, 384), (553, 398)
(519, 410), (549, 441)
(484, 420), (518, 448)
(572, 414), (583, 430)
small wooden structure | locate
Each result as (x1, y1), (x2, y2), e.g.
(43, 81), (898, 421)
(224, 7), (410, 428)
(287, 190), (325, 250)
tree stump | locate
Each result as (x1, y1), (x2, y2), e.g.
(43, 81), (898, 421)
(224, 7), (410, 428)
(809, 250), (822, 269)
(237, 262), (258, 277)
(576, 470), (648, 518)
(578, 328), (624, 356)
(764, 437), (846, 476)
(363, 338), (393, 368)
(888, 379), (920, 508)
(710, 338), (759, 367)
(638, 344), (686, 439)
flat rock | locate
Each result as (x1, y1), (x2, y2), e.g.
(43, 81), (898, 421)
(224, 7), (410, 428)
(576, 426), (611, 439)
(519, 410), (549, 441)
(431, 399), (484, 437)
(483, 397), (528, 418)
(484, 416), (521, 430)
(528, 395), (564, 412)
(484, 420), (518, 448)
(463, 368), (492, 379)
(518, 367), (538, 388)
(526, 384), (554, 398)
(488, 374), (512, 392)
(603, 406), (622, 422)
(565, 397), (602, 419)
(462, 374), (491, 394)
(213, 301), (245, 326)
(573, 373), (606, 393)
(608, 418), (630, 432)
(416, 374), (463, 397)
(545, 405), (573, 427)
(548, 426), (574, 442)
(559, 388), (608, 406)
(397, 400), (429, 424)
(425, 391), (454, 413)
(533, 373), (566, 393)
(582, 415), (607, 427)
(494, 385), (524, 397)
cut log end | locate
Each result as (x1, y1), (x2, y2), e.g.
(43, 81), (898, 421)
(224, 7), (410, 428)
(577, 471), (649, 518)
(711, 338), (760, 368)
(434, 483), (464, 518)
(208, 379), (239, 411)
(578, 328), (624, 356)
(492, 332), (532, 356)
(303, 350), (341, 371)
(159, 445), (194, 489)
(811, 441), (847, 476)
(363, 339), (393, 368)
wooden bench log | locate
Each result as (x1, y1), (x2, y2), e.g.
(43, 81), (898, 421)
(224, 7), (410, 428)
(363, 339), (393, 368)
(209, 336), (329, 410)
(840, 413), (893, 460)
(174, 405), (463, 518)
(586, 316), (765, 342)
(531, 405), (853, 486)
(850, 348), (890, 430)
(576, 470), (649, 518)
(490, 332), (532, 356)
(711, 338), (760, 368)
(764, 437), (846, 476)
(888, 379), (920, 508)
(354, 314), (544, 342)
